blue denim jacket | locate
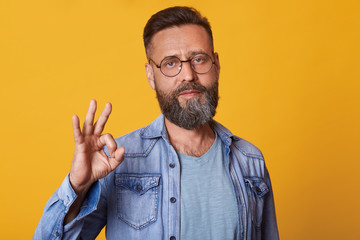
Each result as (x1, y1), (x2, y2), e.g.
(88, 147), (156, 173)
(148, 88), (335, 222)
(34, 114), (279, 240)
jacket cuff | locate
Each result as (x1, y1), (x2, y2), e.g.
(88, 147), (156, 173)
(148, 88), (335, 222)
(57, 175), (101, 228)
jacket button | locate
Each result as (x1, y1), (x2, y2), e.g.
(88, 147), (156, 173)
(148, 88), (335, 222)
(136, 185), (143, 191)
(169, 163), (175, 168)
(170, 236), (176, 240)
(170, 197), (176, 203)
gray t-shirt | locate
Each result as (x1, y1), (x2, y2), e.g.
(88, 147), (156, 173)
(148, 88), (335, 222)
(178, 133), (238, 240)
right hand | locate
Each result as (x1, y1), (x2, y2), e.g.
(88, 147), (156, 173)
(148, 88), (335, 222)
(69, 99), (125, 194)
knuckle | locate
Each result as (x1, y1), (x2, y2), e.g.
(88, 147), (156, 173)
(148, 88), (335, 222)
(103, 133), (113, 139)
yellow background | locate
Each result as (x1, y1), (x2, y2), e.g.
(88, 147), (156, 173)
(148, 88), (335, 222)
(1, 0), (359, 239)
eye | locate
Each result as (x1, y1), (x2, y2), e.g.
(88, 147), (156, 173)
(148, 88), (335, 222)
(161, 57), (180, 69)
(192, 54), (207, 64)
(166, 61), (176, 67)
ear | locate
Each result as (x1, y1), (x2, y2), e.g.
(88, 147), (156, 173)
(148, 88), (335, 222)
(214, 52), (220, 75)
(145, 63), (156, 90)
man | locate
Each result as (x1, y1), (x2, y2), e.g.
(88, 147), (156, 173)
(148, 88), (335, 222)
(34, 6), (279, 240)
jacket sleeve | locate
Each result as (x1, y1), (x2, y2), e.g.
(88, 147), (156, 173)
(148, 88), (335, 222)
(261, 167), (280, 240)
(33, 175), (107, 240)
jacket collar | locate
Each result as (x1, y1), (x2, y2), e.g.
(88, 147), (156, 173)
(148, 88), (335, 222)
(210, 120), (240, 147)
(139, 114), (166, 139)
(139, 114), (240, 146)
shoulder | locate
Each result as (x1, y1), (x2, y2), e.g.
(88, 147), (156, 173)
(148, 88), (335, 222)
(114, 127), (160, 157)
(104, 115), (165, 158)
(212, 121), (268, 177)
(211, 120), (264, 160)
(231, 137), (264, 160)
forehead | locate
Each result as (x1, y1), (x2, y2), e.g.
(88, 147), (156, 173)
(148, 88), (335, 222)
(149, 24), (212, 60)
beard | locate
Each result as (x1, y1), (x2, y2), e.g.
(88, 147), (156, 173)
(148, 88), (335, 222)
(155, 80), (219, 130)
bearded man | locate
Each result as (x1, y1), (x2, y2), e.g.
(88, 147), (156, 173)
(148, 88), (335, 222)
(34, 6), (279, 240)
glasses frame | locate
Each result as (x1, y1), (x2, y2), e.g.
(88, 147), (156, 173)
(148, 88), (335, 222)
(149, 52), (216, 77)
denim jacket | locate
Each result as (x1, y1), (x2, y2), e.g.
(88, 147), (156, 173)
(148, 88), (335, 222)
(34, 114), (279, 240)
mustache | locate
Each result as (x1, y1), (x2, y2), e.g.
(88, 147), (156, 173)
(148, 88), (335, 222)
(174, 82), (207, 96)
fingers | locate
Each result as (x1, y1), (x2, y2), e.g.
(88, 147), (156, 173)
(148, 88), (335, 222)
(83, 99), (97, 135)
(98, 133), (117, 155)
(108, 147), (125, 171)
(94, 102), (112, 135)
(72, 114), (82, 143)
(98, 134), (124, 170)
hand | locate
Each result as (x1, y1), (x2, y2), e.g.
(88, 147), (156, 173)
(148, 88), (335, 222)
(69, 99), (125, 194)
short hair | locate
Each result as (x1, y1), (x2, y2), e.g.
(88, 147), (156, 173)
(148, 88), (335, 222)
(143, 6), (214, 58)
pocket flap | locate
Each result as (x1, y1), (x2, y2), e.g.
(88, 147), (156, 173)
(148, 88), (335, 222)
(116, 174), (161, 195)
(244, 177), (269, 197)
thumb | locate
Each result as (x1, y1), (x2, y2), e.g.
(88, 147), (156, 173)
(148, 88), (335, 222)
(109, 147), (125, 171)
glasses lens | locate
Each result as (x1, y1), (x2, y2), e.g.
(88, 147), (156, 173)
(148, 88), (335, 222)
(160, 57), (181, 77)
(158, 53), (214, 77)
(192, 54), (213, 74)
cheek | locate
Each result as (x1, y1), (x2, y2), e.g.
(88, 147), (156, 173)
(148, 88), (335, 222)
(154, 76), (179, 92)
(199, 75), (217, 89)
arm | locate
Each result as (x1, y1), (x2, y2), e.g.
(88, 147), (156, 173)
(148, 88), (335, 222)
(33, 176), (103, 239)
(34, 100), (125, 239)
(261, 166), (280, 240)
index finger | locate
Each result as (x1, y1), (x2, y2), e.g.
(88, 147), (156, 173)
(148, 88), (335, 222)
(94, 102), (112, 135)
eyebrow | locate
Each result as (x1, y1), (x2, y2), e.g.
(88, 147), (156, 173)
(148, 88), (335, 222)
(163, 50), (209, 60)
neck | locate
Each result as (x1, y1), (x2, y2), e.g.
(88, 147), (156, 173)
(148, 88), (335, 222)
(164, 117), (215, 157)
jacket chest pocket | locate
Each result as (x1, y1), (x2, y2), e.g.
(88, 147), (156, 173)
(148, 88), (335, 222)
(115, 173), (161, 230)
(244, 177), (269, 228)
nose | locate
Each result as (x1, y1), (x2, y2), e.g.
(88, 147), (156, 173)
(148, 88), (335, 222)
(180, 61), (197, 82)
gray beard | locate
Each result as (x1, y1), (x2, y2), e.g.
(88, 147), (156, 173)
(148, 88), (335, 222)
(155, 81), (218, 130)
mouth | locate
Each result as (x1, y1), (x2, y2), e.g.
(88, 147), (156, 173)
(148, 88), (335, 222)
(178, 90), (202, 98)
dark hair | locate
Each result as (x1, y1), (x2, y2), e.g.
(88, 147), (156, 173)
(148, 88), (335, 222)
(143, 6), (214, 58)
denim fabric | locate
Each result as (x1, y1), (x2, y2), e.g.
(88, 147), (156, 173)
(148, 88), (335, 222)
(34, 114), (279, 240)
(115, 173), (161, 229)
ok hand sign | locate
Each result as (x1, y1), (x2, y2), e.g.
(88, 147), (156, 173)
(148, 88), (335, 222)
(69, 100), (125, 194)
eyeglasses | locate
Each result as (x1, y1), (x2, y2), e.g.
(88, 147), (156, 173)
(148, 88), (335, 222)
(149, 53), (215, 77)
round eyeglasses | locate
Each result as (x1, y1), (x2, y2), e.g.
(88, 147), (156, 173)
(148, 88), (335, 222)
(149, 53), (215, 77)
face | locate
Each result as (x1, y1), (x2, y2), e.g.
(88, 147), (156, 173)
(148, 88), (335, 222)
(145, 24), (221, 129)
